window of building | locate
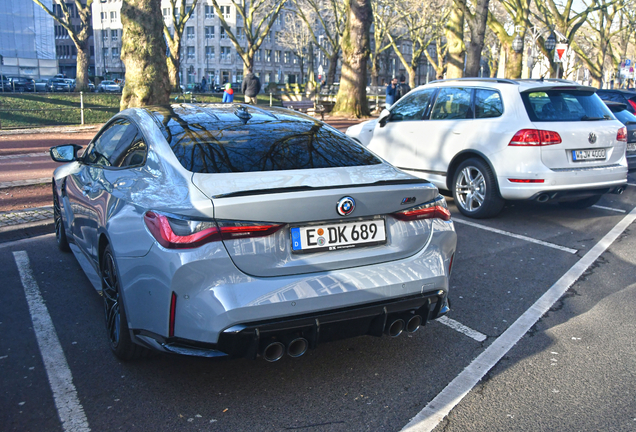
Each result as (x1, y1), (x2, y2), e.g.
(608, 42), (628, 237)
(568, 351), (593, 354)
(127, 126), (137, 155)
(111, 29), (118, 42)
(220, 27), (227, 39)
(90, 46), (94, 58)
(265, 49), (271, 62)
(162, 7), (170, 17)
(205, 26), (214, 39)
(265, 31), (272, 43)
(110, 11), (117, 23)
(284, 51), (290, 64)
(100, 11), (107, 21)
(220, 47), (231, 61)
(205, 5), (214, 19)
(255, 49), (262, 62)
(220, 5), (231, 19)
(237, 27), (244, 40)
(112, 47), (119, 60)
(186, 5), (193, 16)
(274, 50), (281, 63)
(205, 46), (215, 61)
(186, 26), (195, 40)
(187, 46), (195, 60)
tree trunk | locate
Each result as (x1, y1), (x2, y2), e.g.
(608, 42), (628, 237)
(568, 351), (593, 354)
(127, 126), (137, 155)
(167, 37), (181, 91)
(504, 44), (523, 79)
(408, 68), (416, 89)
(445, 3), (465, 78)
(75, 42), (90, 91)
(464, 0), (490, 77)
(326, 51), (339, 86)
(332, 0), (371, 118)
(306, 42), (316, 95)
(242, 48), (255, 77)
(370, 55), (380, 86)
(120, 0), (171, 110)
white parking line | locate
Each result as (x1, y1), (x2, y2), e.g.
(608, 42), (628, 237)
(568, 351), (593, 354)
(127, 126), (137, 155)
(627, 183), (636, 187)
(402, 206), (636, 432)
(452, 218), (578, 254)
(591, 205), (626, 213)
(13, 251), (90, 432)
(436, 316), (487, 342)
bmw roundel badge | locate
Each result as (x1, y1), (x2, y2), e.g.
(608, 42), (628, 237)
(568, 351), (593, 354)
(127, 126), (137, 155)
(337, 196), (356, 216)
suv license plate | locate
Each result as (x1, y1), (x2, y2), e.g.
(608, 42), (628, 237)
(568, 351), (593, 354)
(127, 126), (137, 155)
(291, 219), (386, 253)
(627, 143), (636, 151)
(572, 148), (606, 161)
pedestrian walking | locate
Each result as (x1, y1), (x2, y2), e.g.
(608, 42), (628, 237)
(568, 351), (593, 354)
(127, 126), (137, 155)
(222, 83), (234, 103)
(385, 77), (398, 108)
(241, 70), (261, 105)
(396, 75), (411, 102)
(201, 76), (207, 92)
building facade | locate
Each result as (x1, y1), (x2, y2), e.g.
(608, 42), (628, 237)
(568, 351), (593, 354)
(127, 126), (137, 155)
(92, 0), (302, 86)
(0, 0), (58, 79)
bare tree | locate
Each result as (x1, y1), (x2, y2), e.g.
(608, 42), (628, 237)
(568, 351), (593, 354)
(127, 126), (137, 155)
(31, 0), (93, 91)
(163, 0), (199, 91)
(277, 10), (313, 85)
(369, 0), (399, 85)
(208, 0), (288, 76)
(376, 0), (450, 88)
(460, 0), (492, 76)
(292, 0), (347, 86)
(487, 0), (533, 78)
(446, 0), (465, 78)
(120, 0), (171, 109)
(332, 0), (372, 117)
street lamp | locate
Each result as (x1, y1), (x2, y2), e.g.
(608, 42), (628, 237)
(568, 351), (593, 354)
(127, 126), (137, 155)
(545, 33), (556, 51)
(512, 34), (524, 54)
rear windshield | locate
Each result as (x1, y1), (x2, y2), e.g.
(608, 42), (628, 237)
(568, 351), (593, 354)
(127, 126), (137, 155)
(166, 120), (382, 173)
(612, 109), (636, 125)
(521, 90), (613, 122)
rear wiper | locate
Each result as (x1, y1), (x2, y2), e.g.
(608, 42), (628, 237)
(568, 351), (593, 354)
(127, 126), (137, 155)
(580, 115), (609, 121)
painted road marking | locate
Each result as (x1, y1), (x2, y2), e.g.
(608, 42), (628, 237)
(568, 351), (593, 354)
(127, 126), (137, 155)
(13, 251), (90, 432)
(627, 183), (636, 187)
(591, 205), (626, 213)
(437, 316), (487, 342)
(402, 206), (636, 432)
(453, 218), (578, 254)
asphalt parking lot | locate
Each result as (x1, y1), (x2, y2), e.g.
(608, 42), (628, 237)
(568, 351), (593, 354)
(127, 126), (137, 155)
(1, 170), (635, 432)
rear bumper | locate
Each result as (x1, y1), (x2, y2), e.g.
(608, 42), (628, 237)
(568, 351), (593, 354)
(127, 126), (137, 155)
(498, 163), (628, 200)
(134, 290), (449, 359)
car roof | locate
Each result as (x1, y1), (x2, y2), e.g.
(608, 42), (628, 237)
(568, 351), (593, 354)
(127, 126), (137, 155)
(416, 77), (596, 93)
(597, 89), (636, 95)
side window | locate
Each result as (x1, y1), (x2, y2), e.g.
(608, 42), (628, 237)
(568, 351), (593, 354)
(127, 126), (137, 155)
(83, 120), (146, 168)
(430, 87), (472, 120)
(389, 89), (436, 122)
(475, 89), (503, 118)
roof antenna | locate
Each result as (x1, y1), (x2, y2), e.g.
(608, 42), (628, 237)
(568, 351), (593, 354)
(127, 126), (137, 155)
(234, 105), (252, 124)
(540, 76), (544, 82)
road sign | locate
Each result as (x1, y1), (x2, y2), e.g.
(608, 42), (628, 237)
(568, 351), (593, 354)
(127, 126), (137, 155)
(626, 59), (632, 67)
(555, 43), (567, 63)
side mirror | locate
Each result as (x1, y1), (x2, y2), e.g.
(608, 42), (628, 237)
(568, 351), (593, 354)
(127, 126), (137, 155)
(378, 109), (391, 127)
(50, 144), (83, 163)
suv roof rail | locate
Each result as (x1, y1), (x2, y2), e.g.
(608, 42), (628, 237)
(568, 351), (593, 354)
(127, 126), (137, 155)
(430, 77), (519, 85)
(517, 78), (579, 84)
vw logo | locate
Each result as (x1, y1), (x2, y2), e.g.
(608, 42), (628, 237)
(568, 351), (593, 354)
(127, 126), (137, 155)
(588, 132), (597, 144)
(336, 196), (356, 216)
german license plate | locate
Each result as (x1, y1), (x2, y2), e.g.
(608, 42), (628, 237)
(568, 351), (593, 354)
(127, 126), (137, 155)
(627, 143), (636, 151)
(572, 148), (606, 161)
(291, 219), (386, 253)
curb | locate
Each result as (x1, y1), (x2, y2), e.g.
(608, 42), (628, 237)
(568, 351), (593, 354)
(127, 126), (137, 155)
(0, 124), (100, 136)
(0, 218), (54, 243)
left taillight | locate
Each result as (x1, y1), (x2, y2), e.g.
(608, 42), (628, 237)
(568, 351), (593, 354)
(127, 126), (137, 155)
(391, 195), (452, 222)
(144, 211), (284, 249)
(617, 126), (627, 142)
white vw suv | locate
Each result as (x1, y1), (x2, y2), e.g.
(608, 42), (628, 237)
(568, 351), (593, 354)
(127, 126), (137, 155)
(346, 78), (628, 218)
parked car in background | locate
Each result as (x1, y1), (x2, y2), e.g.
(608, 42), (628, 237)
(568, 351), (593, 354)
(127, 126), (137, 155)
(49, 104), (456, 361)
(347, 78), (628, 218)
(35, 79), (50, 92)
(63, 78), (76, 92)
(604, 101), (636, 169)
(597, 89), (636, 114)
(88, 80), (95, 92)
(0, 74), (11, 91)
(47, 78), (71, 92)
(7, 77), (36, 92)
(96, 80), (121, 93)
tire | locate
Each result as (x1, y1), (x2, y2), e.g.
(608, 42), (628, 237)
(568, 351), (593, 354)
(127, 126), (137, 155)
(558, 194), (603, 209)
(452, 158), (505, 218)
(53, 186), (70, 252)
(101, 245), (148, 360)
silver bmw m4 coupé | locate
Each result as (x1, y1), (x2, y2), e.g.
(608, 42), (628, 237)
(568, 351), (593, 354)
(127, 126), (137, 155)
(50, 104), (457, 362)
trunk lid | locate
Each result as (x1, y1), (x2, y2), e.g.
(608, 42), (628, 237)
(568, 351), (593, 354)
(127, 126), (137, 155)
(192, 165), (442, 277)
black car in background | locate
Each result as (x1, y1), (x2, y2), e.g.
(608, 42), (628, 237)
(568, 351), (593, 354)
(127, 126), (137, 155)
(597, 89), (636, 114)
(0, 74), (10, 91)
(47, 78), (71, 92)
(605, 101), (636, 170)
(7, 77), (35, 92)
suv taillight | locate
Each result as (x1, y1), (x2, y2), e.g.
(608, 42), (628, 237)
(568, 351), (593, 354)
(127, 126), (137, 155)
(144, 211), (283, 249)
(628, 99), (636, 112)
(509, 129), (562, 146)
(391, 195), (451, 221)
(617, 126), (627, 142)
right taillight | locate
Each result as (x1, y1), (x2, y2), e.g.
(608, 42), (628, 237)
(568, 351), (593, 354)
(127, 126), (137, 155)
(627, 99), (636, 112)
(391, 195), (452, 222)
(144, 211), (283, 249)
(509, 129), (562, 146)
(617, 126), (627, 142)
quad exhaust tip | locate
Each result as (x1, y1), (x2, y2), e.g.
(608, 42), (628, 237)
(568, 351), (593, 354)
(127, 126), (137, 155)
(406, 315), (422, 333)
(287, 338), (308, 358)
(386, 319), (405, 337)
(263, 342), (285, 362)
(536, 193), (550, 203)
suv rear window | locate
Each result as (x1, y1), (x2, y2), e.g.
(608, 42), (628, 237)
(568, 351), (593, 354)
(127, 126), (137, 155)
(167, 120), (382, 173)
(521, 90), (612, 122)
